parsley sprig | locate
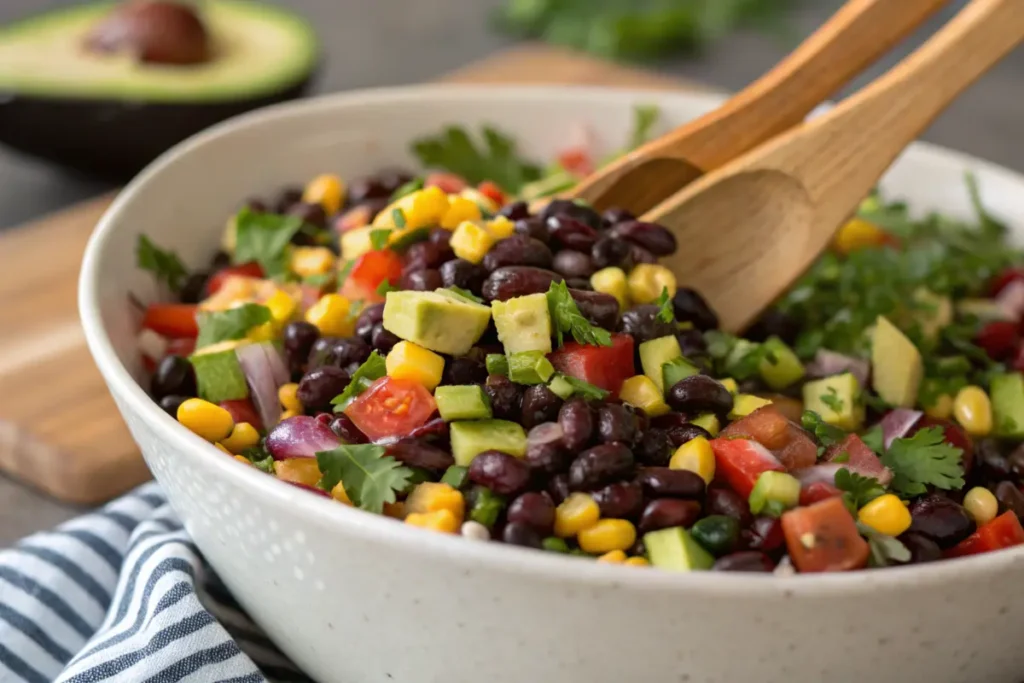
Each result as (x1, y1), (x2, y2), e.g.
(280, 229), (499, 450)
(547, 281), (612, 347)
(704, 331), (773, 381)
(835, 469), (886, 515)
(412, 125), (542, 193)
(800, 410), (846, 452)
(654, 286), (674, 324)
(195, 303), (271, 349)
(880, 427), (965, 497)
(316, 444), (413, 513)
(331, 351), (387, 411)
(233, 209), (304, 279)
(558, 374), (609, 400)
(136, 235), (188, 293)
(858, 522), (912, 567)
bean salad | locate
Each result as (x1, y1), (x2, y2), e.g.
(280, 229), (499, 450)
(136, 109), (1024, 574)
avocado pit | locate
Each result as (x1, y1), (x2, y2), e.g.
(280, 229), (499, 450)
(85, 0), (211, 66)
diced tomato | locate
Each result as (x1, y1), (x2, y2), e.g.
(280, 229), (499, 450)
(207, 262), (264, 295)
(548, 334), (635, 396)
(976, 321), (1019, 361)
(340, 249), (403, 304)
(477, 181), (506, 207)
(799, 482), (844, 506)
(142, 303), (198, 338)
(721, 406), (817, 470)
(709, 438), (785, 499)
(947, 511), (1024, 558)
(912, 417), (974, 476)
(824, 434), (892, 485)
(989, 267), (1024, 297)
(220, 398), (264, 433)
(167, 337), (196, 357)
(557, 147), (595, 177)
(781, 497), (870, 573)
(424, 172), (467, 194)
(344, 377), (437, 442)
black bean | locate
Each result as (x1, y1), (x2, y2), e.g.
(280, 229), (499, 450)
(514, 217), (549, 244)
(612, 220), (677, 256)
(502, 521), (544, 549)
(568, 443), (634, 491)
(667, 375), (734, 417)
(652, 415), (712, 448)
(482, 266), (563, 302)
(976, 439), (1012, 481)
(507, 492), (556, 534)
(619, 305), (676, 345)
(638, 498), (702, 533)
(908, 495), (976, 549)
(1006, 446), (1024, 480)
(440, 259), (487, 292)
(297, 366), (351, 411)
(245, 197), (269, 213)
(675, 328), (708, 357)
(499, 200), (531, 221)
(547, 215), (599, 251)
(521, 385), (564, 430)
(178, 272), (209, 304)
(745, 309), (800, 345)
(591, 236), (634, 270)
(601, 207), (635, 228)
(706, 485), (753, 527)
(281, 321), (320, 374)
(151, 355), (196, 400)
(328, 414), (368, 444)
(744, 516), (785, 553)
(400, 269), (443, 291)
(404, 241), (448, 272)
(274, 187), (303, 213)
(636, 428), (672, 466)
(597, 403), (637, 444)
(288, 201), (328, 229)
(994, 481), (1024, 518)
(387, 438), (454, 470)
(541, 199), (603, 230)
(637, 468), (705, 499)
(406, 417), (450, 443)
(354, 304), (385, 343)
(485, 374), (523, 422)
(631, 245), (657, 264)
(370, 324), (400, 353)
(567, 278), (593, 291)
(347, 177), (390, 204)
(429, 227), (453, 249)
(468, 450), (532, 496)
(308, 336), (371, 371)
(672, 288), (719, 331)
(548, 474), (571, 504)
(376, 168), (414, 194)
(569, 289), (619, 330)
(526, 442), (572, 475)
(713, 551), (775, 572)
(896, 532), (943, 564)
(483, 235), (553, 272)
(442, 357), (487, 386)
(552, 250), (596, 279)
(209, 250), (231, 269)
(159, 394), (189, 417)
(592, 481), (645, 520)
(559, 398), (594, 451)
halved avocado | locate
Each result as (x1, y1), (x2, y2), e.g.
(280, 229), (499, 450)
(0, 1), (318, 178)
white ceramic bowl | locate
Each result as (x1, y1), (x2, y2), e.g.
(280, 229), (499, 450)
(80, 86), (1024, 683)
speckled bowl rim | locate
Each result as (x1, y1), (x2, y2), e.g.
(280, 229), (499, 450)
(80, 84), (1024, 598)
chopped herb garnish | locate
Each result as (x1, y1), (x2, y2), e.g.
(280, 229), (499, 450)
(232, 209), (304, 279)
(820, 386), (845, 413)
(391, 208), (407, 229)
(861, 424), (885, 454)
(654, 286), (674, 324)
(390, 177), (424, 203)
(376, 280), (399, 296)
(800, 410), (846, 450)
(547, 280), (612, 347)
(857, 522), (912, 567)
(880, 427), (965, 497)
(316, 444), (413, 513)
(241, 445), (275, 474)
(446, 286), (485, 304)
(331, 351), (387, 411)
(629, 104), (661, 149)
(412, 125), (542, 193)
(704, 331), (771, 381)
(195, 303), (271, 349)
(303, 272), (335, 288)
(337, 259), (355, 288)
(369, 229), (392, 250)
(558, 374), (609, 400)
(389, 227), (430, 251)
(835, 468), (886, 514)
(136, 235), (188, 293)
(831, 451), (850, 464)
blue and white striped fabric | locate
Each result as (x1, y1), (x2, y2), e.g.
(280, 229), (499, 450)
(0, 483), (313, 683)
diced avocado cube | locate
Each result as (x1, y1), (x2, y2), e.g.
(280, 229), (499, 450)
(547, 374), (575, 400)
(758, 336), (805, 390)
(691, 412), (720, 437)
(189, 349), (249, 403)
(491, 293), (552, 355)
(871, 315), (923, 408)
(662, 357), (700, 393)
(434, 385), (492, 421)
(508, 351), (555, 385)
(644, 527), (714, 572)
(803, 372), (865, 431)
(450, 420), (528, 466)
(991, 373), (1024, 438)
(382, 290), (491, 356)
(748, 471), (801, 517)
(639, 335), (683, 393)
(728, 394), (772, 419)
(910, 288), (952, 341)
(485, 354), (509, 376)
(440, 465), (470, 490)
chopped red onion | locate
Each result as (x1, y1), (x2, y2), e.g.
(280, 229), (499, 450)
(263, 344), (290, 386)
(266, 415), (341, 460)
(806, 349), (870, 387)
(528, 422), (565, 447)
(997, 280), (1024, 321)
(791, 464), (843, 487)
(236, 342), (282, 431)
(880, 409), (924, 450)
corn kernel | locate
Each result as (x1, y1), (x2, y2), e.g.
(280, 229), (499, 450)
(440, 196), (483, 229)
(720, 378), (739, 395)
(554, 492), (600, 538)
(263, 288), (298, 326)
(177, 398), (234, 442)
(221, 422), (260, 454)
(341, 226), (375, 260)
(669, 436), (716, 484)
(274, 458), (322, 488)
(964, 486), (998, 526)
(597, 550), (627, 564)
(278, 383), (302, 412)
(408, 187), (451, 228)
(590, 267), (629, 311)
(619, 375), (670, 417)
(924, 393), (954, 420)
(302, 174), (345, 215)
(450, 221), (496, 264)
(627, 264), (677, 305)
(386, 341), (445, 391)
(624, 556), (649, 567)
(234, 454), (251, 466)
(331, 482), (353, 505)
(383, 500), (405, 518)
(246, 321), (276, 342)
(953, 385), (993, 436)
(405, 509), (460, 534)
(306, 293), (356, 337)
(460, 187), (500, 214)
(215, 443), (232, 455)
(290, 247), (337, 280)
(485, 215), (515, 240)
(405, 482), (465, 524)
(857, 494), (912, 537)
(280, 409), (300, 422)
(729, 394), (773, 419)
(578, 519), (637, 554)
(834, 218), (888, 255)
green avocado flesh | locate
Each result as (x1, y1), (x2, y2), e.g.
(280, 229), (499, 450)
(189, 348), (249, 403)
(644, 527), (714, 572)
(450, 420), (528, 467)
(0, 1), (318, 102)
(435, 385), (492, 422)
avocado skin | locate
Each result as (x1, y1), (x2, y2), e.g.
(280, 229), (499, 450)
(0, 74), (314, 179)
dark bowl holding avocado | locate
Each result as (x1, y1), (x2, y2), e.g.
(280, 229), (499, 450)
(0, 0), (318, 179)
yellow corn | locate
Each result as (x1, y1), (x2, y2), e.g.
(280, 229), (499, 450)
(440, 196), (483, 230)
(405, 509), (460, 534)
(246, 321), (276, 342)
(485, 216), (516, 240)
(221, 422), (260, 454)
(554, 492), (600, 538)
(280, 409), (300, 422)
(331, 482), (353, 506)
(729, 394), (773, 419)
(627, 264), (677, 305)
(624, 556), (650, 567)
(590, 267), (629, 312)
(341, 226), (375, 260)
(290, 247), (337, 279)
(274, 458), (322, 488)
(578, 519), (637, 554)
(303, 174), (346, 215)
(386, 341), (445, 391)
(460, 187), (500, 215)
(924, 393), (954, 420)
(963, 486), (998, 526)
(408, 187), (451, 228)
(177, 399), (234, 442)
(215, 443), (232, 455)
(278, 383), (302, 412)
(953, 385), (993, 437)
(857, 494), (912, 537)
(720, 378), (739, 395)
(264, 288), (298, 326)
(306, 293), (356, 337)
(834, 217), (888, 256)
(618, 375), (670, 417)
(405, 482), (465, 524)
(669, 436), (716, 484)
(596, 550), (627, 564)
(233, 455), (251, 466)
(450, 221), (496, 264)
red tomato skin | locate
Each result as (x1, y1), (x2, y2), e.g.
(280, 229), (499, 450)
(989, 267), (1024, 297)
(344, 377), (437, 442)
(722, 405), (817, 470)
(220, 399), (264, 433)
(782, 497), (870, 573)
(947, 511), (1024, 558)
(548, 334), (635, 396)
(477, 181), (506, 206)
(825, 434), (892, 485)
(799, 482), (844, 506)
(424, 172), (467, 194)
(976, 321), (1019, 361)
(207, 262), (264, 295)
(709, 438), (785, 499)
(557, 147), (595, 177)
(341, 249), (403, 304)
(142, 304), (198, 338)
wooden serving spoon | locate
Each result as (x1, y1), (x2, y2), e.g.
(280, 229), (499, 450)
(643, 0), (1023, 334)
(573, 0), (952, 215)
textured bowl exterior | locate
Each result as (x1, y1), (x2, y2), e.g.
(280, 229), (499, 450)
(80, 86), (1024, 683)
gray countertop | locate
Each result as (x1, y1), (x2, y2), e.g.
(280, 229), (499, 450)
(1, 0), (1022, 545)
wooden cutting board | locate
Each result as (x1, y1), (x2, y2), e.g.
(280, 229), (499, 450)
(0, 45), (703, 505)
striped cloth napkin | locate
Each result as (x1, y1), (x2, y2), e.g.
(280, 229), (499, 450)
(0, 482), (313, 683)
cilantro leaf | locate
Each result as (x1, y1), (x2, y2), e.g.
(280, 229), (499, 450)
(195, 303), (271, 349)
(559, 374), (610, 401)
(376, 280), (399, 296)
(390, 177), (424, 203)
(412, 125), (542, 193)
(703, 331), (770, 381)
(241, 445), (276, 474)
(337, 260), (355, 288)
(391, 208), (407, 228)
(857, 522), (912, 567)
(316, 444), (413, 513)
(654, 286), (674, 324)
(819, 386), (844, 413)
(331, 351), (387, 411)
(800, 410), (846, 450)
(547, 280), (612, 347)
(389, 227), (430, 251)
(880, 427), (965, 497)
(369, 229), (392, 250)
(136, 235), (188, 292)
(835, 468), (886, 514)
(303, 272), (335, 288)
(446, 286), (484, 304)
(233, 209), (303, 279)
(861, 424), (885, 454)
